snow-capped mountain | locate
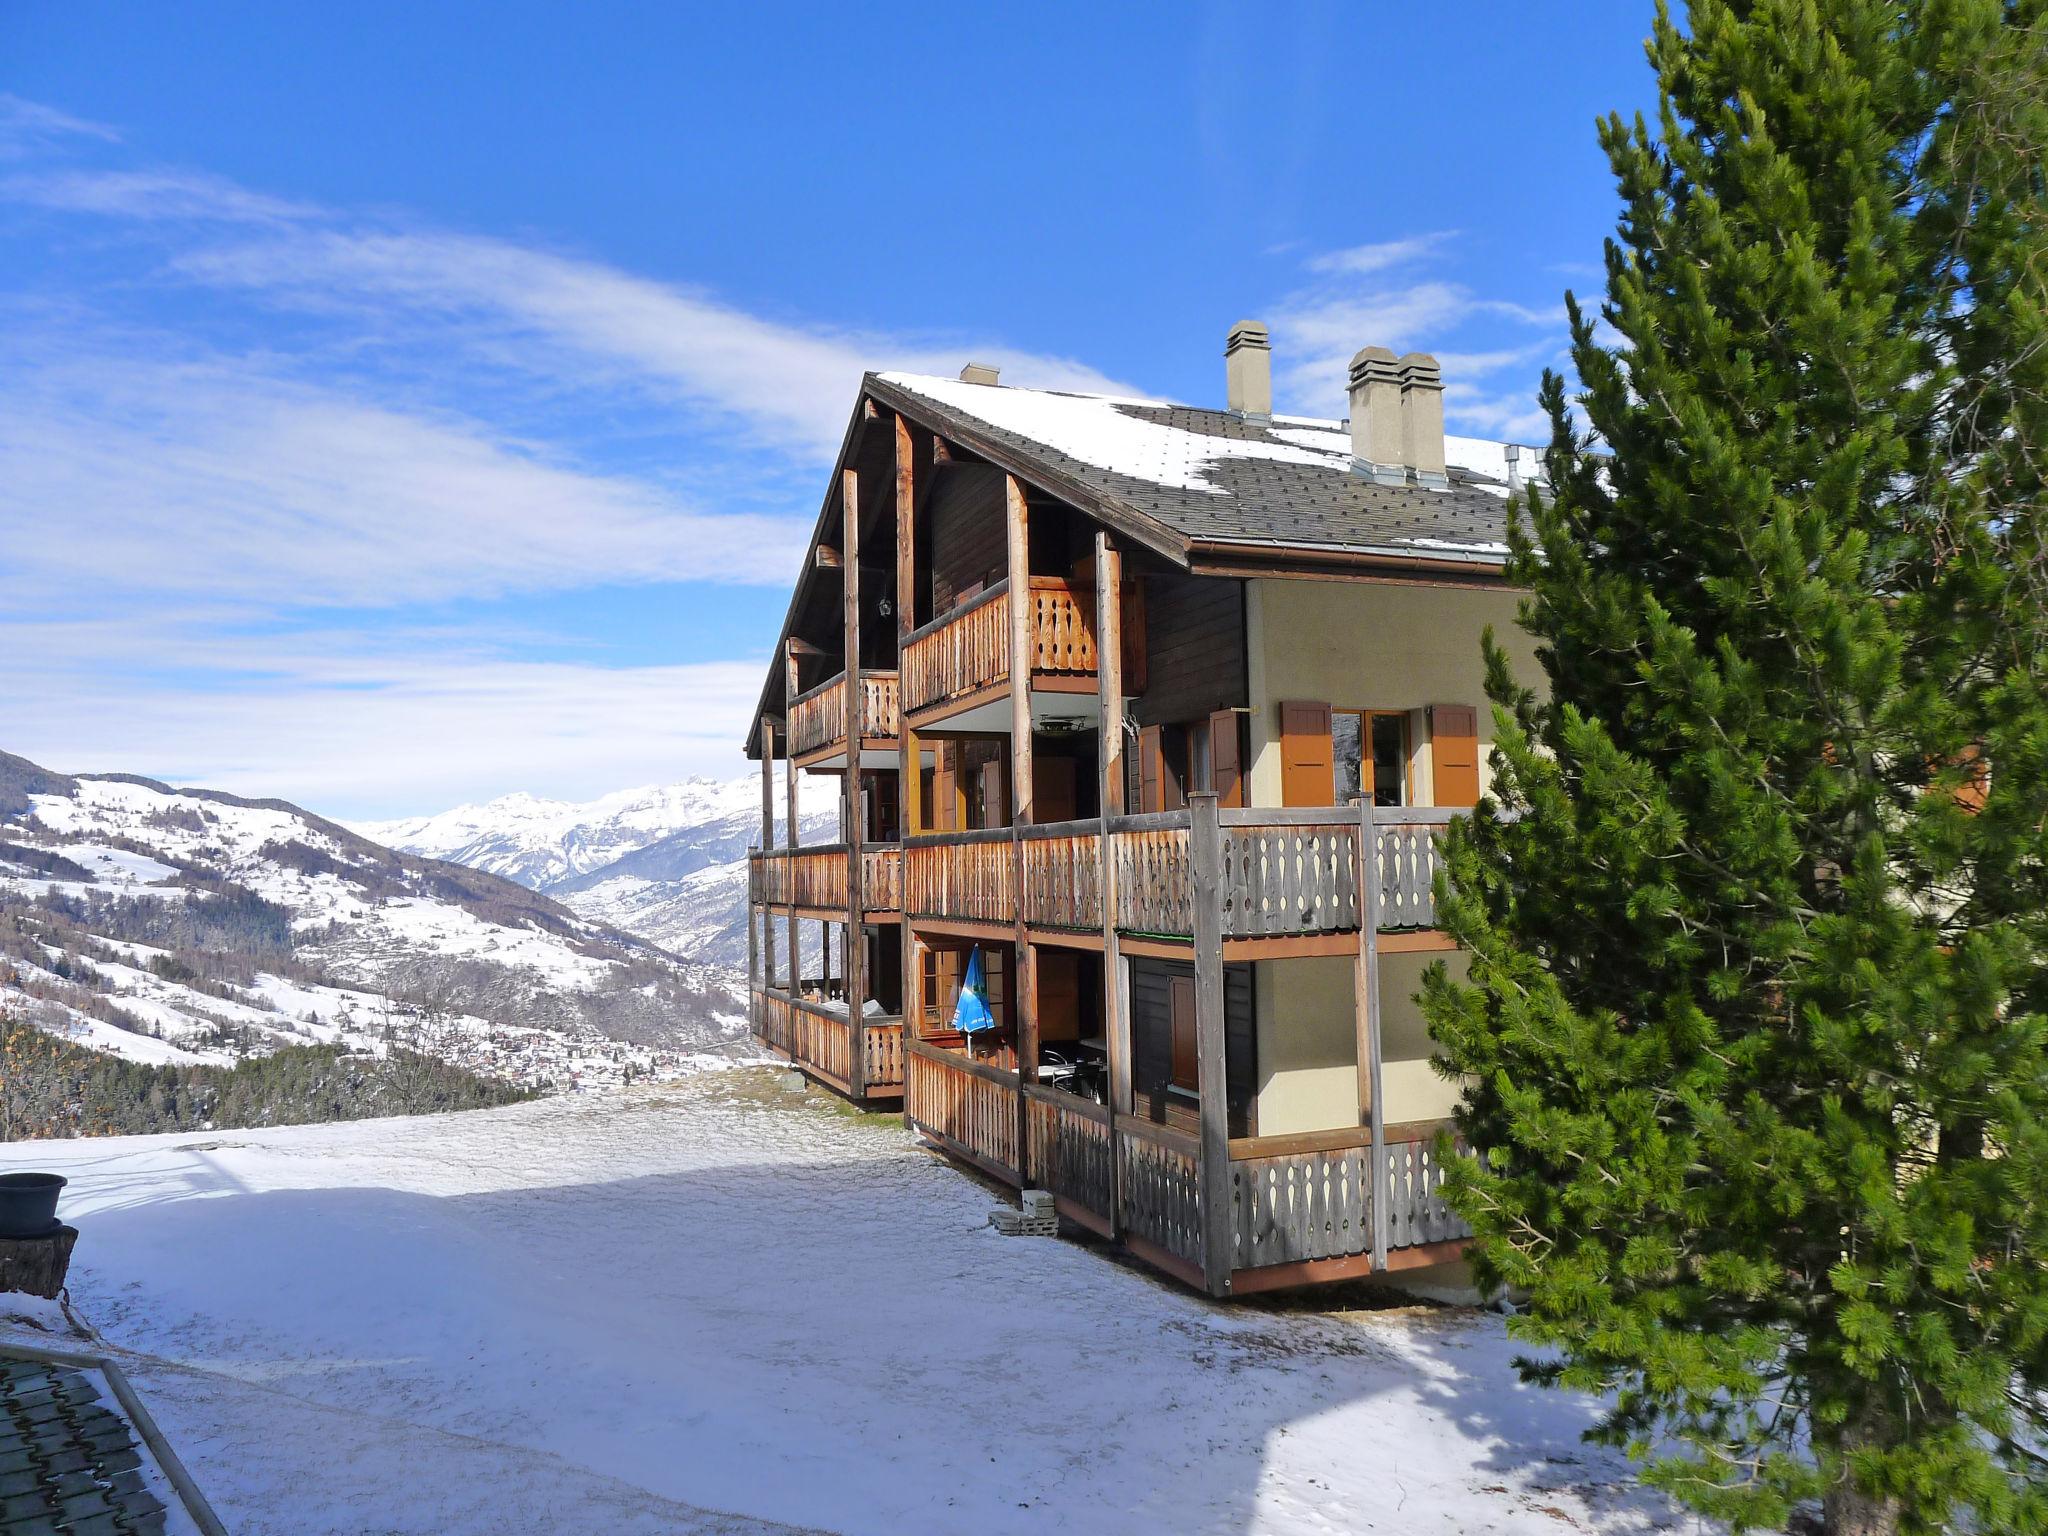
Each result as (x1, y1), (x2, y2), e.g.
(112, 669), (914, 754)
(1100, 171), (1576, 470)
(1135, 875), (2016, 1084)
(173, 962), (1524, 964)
(1, 749), (746, 1088)
(358, 776), (839, 968)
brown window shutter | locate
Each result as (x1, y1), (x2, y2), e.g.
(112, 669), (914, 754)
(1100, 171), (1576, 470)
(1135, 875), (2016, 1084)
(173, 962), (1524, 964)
(1431, 703), (1481, 807)
(1139, 725), (1165, 813)
(933, 745), (958, 832)
(1169, 974), (1198, 1091)
(1279, 700), (1334, 807)
(1209, 709), (1244, 808)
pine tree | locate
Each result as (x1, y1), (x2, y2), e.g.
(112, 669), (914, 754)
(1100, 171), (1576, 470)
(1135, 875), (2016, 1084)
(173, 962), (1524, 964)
(1422, 4), (2048, 1533)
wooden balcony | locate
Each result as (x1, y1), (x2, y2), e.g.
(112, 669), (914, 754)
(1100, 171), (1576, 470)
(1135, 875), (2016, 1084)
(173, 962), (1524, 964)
(898, 806), (1464, 948)
(909, 1051), (1470, 1291)
(752, 845), (851, 915)
(898, 577), (1146, 723)
(751, 844), (901, 917)
(754, 986), (904, 1100)
(788, 669), (899, 765)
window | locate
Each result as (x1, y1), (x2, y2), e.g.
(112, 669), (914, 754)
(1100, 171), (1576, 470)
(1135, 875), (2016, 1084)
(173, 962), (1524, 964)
(1333, 710), (1409, 806)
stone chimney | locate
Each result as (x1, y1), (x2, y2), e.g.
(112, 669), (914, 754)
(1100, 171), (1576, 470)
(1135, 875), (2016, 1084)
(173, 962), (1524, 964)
(1398, 353), (1448, 489)
(1347, 346), (1406, 487)
(1224, 320), (1271, 419)
(959, 362), (1000, 386)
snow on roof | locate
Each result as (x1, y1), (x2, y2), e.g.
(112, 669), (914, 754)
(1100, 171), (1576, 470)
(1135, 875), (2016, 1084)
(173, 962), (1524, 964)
(874, 372), (1534, 563)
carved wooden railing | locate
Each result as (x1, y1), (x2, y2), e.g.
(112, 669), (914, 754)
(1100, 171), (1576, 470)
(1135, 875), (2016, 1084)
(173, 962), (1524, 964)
(906, 1042), (1019, 1180)
(1226, 1123), (1471, 1273)
(753, 987), (903, 1093)
(1228, 1128), (1374, 1270)
(860, 846), (902, 913)
(1019, 821), (1104, 930)
(1383, 1124), (1471, 1249)
(1368, 809), (1457, 930)
(1024, 1084), (1113, 1222)
(1109, 812), (1194, 935)
(901, 581), (1011, 716)
(900, 578), (1147, 717)
(789, 670), (900, 759)
(1117, 1118), (1204, 1270)
(1219, 810), (1362, 936)
(863, 1019), (905, 1088)
(903, 828), (1016, 923)
(753, 845), (853, 911)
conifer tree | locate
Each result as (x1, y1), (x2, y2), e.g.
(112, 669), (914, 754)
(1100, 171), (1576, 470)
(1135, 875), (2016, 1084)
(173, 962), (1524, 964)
(1423, 4), (2048, 1532)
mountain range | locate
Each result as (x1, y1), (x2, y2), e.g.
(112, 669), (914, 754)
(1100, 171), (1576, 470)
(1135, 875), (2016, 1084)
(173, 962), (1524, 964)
(0, 749), (746, 1091)
(356, 775), (839, 970)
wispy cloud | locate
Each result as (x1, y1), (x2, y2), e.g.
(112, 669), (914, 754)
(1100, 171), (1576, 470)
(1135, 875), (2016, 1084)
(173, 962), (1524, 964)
(1304, 231), (1458, 277)
(0, 350), (804, 605)
(3, 618), (769, 817)
(0, 99), (1153, 810)
(0, 95), (120, 159)
(1267, 232), (1563, 435)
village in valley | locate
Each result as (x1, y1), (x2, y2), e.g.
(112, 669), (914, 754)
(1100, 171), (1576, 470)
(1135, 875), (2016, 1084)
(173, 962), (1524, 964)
(2, 6), (2043, 1535)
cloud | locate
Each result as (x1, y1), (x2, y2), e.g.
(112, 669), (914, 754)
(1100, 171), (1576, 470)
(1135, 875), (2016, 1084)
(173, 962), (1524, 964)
(0, 95), (119, 159)
(1267, 235), (1565, 429)
(0, 350), (807, 607)
(2, 159), (1140, 463)
(1304, 231), (1457, 277)
(3, 624), (770, 819)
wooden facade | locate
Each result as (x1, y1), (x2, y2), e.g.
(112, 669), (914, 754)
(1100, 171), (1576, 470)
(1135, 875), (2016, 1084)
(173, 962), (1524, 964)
(743, 373), (1504, 1297)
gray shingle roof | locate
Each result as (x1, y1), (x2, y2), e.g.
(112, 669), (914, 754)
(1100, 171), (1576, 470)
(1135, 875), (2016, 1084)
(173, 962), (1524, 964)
(869, 372), (1521, 567)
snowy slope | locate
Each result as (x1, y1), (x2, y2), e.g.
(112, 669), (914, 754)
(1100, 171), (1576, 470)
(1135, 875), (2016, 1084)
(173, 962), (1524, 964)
(1, 1071), (1688, 1536)
(1, 749), (746, 1087)
(359, 775), (838, 967)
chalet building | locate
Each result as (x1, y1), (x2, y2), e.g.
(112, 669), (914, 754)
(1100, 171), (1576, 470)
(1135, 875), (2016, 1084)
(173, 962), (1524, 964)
(744, 323), (1542, 1297)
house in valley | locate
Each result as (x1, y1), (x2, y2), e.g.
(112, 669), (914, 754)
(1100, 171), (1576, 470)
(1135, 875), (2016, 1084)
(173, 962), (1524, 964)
(744, 323), (1542, 1297)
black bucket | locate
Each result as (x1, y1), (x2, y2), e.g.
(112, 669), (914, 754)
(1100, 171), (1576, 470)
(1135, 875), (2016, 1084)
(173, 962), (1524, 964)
(0, 1172), (66, 1238)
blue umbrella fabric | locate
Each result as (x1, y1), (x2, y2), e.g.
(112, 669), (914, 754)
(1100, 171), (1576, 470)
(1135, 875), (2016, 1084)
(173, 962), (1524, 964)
(950, 946), (997, 1034)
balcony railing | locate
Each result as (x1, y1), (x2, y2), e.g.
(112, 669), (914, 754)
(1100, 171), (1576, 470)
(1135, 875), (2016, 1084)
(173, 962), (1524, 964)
(754, 986), (905, 1094)
(1227, 1123), (1471, 1273)
(1111, 806), (1456, 939)
(776, 807), (1464, 939)
(903, 827), (1016, 924)
(752, 845), (852, 911)
(860, 846), (901, 913)
(789, 669), (899, 760)
(899, 577), (1146, 719)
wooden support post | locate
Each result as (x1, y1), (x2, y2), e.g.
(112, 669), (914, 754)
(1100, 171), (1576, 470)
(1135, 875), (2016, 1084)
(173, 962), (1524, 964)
(843, 466), (867, 1099)
(759, 719), (778, 994)
(896, 412), (922, 1114)
(1190, 790), (1232, 1296)
(1361, 798), (1388, 1270)
(1005, 473), (1035, 1172)
(785, 725), (799, 1007)
(1095, 531), (1129, 1232)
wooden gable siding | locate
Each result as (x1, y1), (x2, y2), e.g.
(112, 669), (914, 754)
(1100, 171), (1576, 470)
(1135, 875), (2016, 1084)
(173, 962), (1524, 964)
(927, 463), (1008, 617)
(1133, 571), (1246, 728)
(1129, 955), (1254, 1137)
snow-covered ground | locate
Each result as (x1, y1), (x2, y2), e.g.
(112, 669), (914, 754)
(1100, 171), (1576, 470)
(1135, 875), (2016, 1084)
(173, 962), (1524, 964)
(0, 1071), (1695, 1536)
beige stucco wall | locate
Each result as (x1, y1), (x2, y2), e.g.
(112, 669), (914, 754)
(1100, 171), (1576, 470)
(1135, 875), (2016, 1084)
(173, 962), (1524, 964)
(1253, 956), (1356, 1135)
(1251, 951), (1469, 1135)
(1243, 577), (1538, 808)
(1378, 950), (1467, 1125)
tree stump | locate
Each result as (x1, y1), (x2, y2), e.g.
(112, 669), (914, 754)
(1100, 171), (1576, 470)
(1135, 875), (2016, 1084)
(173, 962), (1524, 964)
(0, 1226), (78, 1300)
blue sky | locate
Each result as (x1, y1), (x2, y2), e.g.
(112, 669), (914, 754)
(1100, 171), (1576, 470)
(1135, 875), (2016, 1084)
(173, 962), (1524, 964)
(0, 2), (1656, 819)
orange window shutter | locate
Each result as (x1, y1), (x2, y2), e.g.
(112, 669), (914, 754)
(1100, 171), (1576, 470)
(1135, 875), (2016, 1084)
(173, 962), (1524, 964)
(1952, 743), (1989, 813)
(1209, 709), (1244, 809)
(1279, 701), (1334, 808)
(1432, 704), (1481, 807)
(1139, 725), (1165, 813)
